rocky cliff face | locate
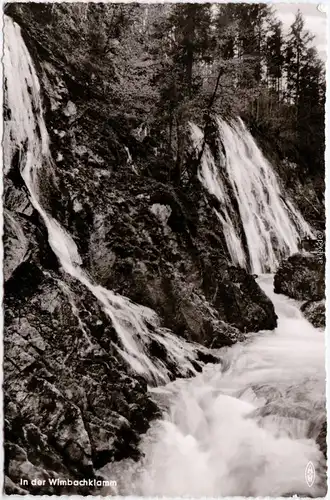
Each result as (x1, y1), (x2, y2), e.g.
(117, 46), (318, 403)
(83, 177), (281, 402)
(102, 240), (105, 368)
(3, 7), (281, 495)
(274, 252), (325, 328)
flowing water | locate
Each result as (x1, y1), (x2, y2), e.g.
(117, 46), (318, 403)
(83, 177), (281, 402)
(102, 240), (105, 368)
(190, 122), (247, 269)
(4, 16), (205, 385)
(100, 275), (326, 497)
(4, 15), (326, 498)
(190, 119), (314, 274)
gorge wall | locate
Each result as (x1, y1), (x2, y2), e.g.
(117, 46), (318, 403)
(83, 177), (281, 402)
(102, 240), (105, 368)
(3, 5), (324, 495)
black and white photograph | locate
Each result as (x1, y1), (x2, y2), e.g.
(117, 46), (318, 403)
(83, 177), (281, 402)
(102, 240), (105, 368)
(2, 1), (327, 496)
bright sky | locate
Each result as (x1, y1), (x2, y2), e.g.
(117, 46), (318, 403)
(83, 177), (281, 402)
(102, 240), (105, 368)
(275, 3), (327, 60)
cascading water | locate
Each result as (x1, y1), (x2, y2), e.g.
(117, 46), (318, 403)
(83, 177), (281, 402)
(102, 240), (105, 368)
(190, 118), (314, 273)
(4, 16), (205, 385)
(190, 123), (247, 269)
(101, 275), (326, 497)
(5, 14), (326, 498)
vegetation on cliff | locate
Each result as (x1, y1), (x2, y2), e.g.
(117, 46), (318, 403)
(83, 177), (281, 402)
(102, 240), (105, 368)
(7, 3), (325, 199)
(3, 3), (325, 495)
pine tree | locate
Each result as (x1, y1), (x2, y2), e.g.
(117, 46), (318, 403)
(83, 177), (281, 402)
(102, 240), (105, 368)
(167, 4), (214, 97)
(297, 46), (325, 176)
(150, 4), (214, 182)
(265, 19), (284, 96)
(285, 10), (314, 106)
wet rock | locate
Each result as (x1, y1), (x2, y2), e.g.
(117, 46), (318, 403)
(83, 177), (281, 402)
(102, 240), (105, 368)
(174, 287), (243, 345)
(63, 100), (77, 118)
(4, 272), (161, 495)
(213, 267), (277, 332)
(87, 420), (116, 469)
(206, 318), (243, 348)
(108, 257), (243, 346)
(3, 210), (30, 282)
(300, 300), (325, 328)
(316, 421), (327, 460)
(274, 252), (325, 301)
(4, 180), (34, 216)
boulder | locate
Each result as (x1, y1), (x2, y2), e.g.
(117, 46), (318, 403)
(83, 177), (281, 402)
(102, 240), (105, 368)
(274, 252), (325, 301)
(3, 210), (30, 282)
(316, 421), (327, 460)
(3, 273), (161, 495)
(213, 267), (277, 332)
(300, 300), (325, 329)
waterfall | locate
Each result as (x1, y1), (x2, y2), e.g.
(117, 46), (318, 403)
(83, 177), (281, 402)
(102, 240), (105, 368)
(4, 15), (205, 384)
(4, 15), (325, 498)
(190, 119), (314, 273)
(190, 123), (247, 268)
(101, 275), (326, 497)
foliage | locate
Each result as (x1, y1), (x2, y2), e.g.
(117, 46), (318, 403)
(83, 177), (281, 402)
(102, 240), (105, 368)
(8, 2), (325, 183)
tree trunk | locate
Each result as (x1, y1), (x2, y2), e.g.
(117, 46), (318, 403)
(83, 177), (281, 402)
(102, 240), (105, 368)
(186, 44), (194, 98)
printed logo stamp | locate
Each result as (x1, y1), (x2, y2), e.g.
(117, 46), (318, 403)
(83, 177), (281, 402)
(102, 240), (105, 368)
(305, 461), (315, 488)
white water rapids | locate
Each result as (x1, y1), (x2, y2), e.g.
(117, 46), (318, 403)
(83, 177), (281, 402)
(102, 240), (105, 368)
(4, 15), (326, 498)
(102, 276), (326, 497)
